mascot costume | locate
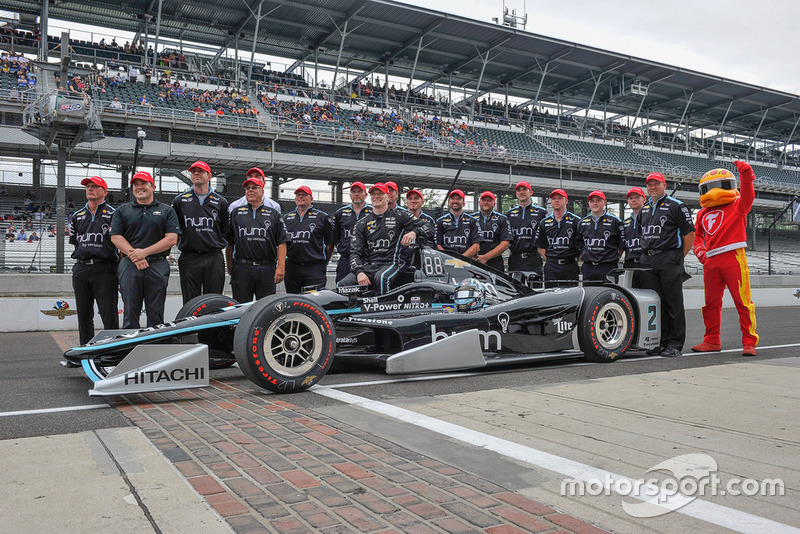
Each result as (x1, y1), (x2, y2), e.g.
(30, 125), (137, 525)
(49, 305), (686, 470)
(692, 161), (758, 356)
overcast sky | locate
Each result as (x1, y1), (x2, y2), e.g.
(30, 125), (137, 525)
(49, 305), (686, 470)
(398, 0), (800, 95)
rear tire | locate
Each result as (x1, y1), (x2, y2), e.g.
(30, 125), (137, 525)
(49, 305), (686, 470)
(234, 295), (335, 393)
(175, 294), (239, 369)
(578, 287), (635, 363)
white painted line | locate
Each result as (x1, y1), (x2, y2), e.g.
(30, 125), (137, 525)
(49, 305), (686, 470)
(0, 404), (110, 417)
(325, 342), (800, 389)
(311, 386), (799, 534)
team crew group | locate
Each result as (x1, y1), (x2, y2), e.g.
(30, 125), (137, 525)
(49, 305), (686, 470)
(70, 160), (758, 360)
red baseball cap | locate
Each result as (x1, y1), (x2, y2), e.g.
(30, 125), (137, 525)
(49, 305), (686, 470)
(646, 172), (666, 184)
(243, 176), (264, 188)
(549, 188), (568, 199)
(588, 190), (606, 201)
(406, 189), (423, 199)
(449, 189), (466, 199)
(626, 187), (646, 198)
(515, 180), (532, 190)
(246, 167), (265, 178)
(479, 191), (496, 200)
(294, 185), (313, 197)
(81, 176), (108, 190)
(189, 160), (211, 174)
(385, 181), (399, 193)
(350, 181), (366, 192)
(369, 183), (389, 194)
(131, 171), (155, 185)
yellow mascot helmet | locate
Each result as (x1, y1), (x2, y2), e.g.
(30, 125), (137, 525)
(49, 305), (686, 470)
(699, 168), (739, 208)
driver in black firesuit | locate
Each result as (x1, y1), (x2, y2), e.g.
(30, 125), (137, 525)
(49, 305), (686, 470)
(338, 183), (433, 294)
(535, 189), (581, 286)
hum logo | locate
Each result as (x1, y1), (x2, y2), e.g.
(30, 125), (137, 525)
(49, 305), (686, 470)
(430, 324), (502, 351)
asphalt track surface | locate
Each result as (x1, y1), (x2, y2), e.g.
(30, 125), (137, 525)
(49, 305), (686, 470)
(2, 306), (799, 439)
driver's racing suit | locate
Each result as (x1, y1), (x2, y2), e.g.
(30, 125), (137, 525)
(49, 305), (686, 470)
(340, 207), (434, 294)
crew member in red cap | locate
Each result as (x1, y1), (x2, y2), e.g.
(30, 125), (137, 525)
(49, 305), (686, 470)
(226, 174), (290, 302)
(399, 189), (435, 268)
(692, 162), (759, 356)
(228, 167), (282, 214)
(622, 187), (647, 271)
(339, 183), (433, 293)
(436, 189), (483, 258)
(536, 189), (581, 285)
(333, 181), (372, 283)
(110, 171), (181, 328)
(639, 171), (695, 357)
(171, 160), (230, 304)
(471, 191), (512, 271)
(384, 181), (405, 211)
(69, 176), (119, 346)
(282, 185), (334, 292)
(576, 190), (623, 281)
(506, 180), (547, 275)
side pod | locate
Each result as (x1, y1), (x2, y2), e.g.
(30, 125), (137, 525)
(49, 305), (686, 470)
(86, 344), (209, 396)
(385, 329), (487, 374)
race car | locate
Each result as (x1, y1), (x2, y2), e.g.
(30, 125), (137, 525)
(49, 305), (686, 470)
(63, 247), (661, 394)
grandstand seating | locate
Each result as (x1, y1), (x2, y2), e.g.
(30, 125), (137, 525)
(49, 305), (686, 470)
(537, 135), (653, 170)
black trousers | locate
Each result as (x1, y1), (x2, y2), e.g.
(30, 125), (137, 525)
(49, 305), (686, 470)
(335, 256), (352, 284)
(231, 262), (276, 303)
(543, 259), (579, 287)
(72, 262), (119, 344)
(284, 260), (327, 293)
(508, 253), (542, 276)
(581, 261), (618, 281)
(178, 250), (225, 304)
(640, 249), (686, 350)
(118, 257), (170, 329)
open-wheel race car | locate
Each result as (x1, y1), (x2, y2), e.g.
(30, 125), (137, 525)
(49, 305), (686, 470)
(64, 246), (661, 395)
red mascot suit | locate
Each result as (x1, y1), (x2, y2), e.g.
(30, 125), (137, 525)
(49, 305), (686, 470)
(692, 161), (759, 356)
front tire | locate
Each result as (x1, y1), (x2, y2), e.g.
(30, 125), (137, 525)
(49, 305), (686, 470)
(578, 288), (635, 363)
(234, 295), (335, 393)
(176, 294), (239, 369)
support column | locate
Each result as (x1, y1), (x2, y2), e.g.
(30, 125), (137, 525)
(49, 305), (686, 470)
(271, 176), (280, 203)
(32, 158), (41, 188)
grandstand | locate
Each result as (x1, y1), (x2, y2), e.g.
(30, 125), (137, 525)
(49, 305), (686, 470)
(0, 0), (799, 274)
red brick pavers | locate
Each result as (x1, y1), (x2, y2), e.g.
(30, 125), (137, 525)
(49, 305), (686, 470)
(57, 330), (608, 533)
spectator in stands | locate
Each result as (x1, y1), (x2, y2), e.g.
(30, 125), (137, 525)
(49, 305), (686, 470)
(282, 185), (334, 293)
(128, 64), (139, 83)
(639, 172), (695, 358)
(110, 171), (180, 328)
(110, 97), (123, 112)
(575, 190), (623, 281)
(16, 229), (27, 241)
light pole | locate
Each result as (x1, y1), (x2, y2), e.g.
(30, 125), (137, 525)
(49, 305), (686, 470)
(130, 128), (146, 201)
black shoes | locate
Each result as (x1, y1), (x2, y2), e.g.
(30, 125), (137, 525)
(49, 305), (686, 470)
(660, 347), (681, 358)
(646, 347), (664, 356)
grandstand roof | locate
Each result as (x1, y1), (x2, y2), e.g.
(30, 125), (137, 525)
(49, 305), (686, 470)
(6, 0), (800, 147)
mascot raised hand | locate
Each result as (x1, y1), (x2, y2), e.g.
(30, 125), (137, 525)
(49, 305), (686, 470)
(692, 161), (758, 356)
